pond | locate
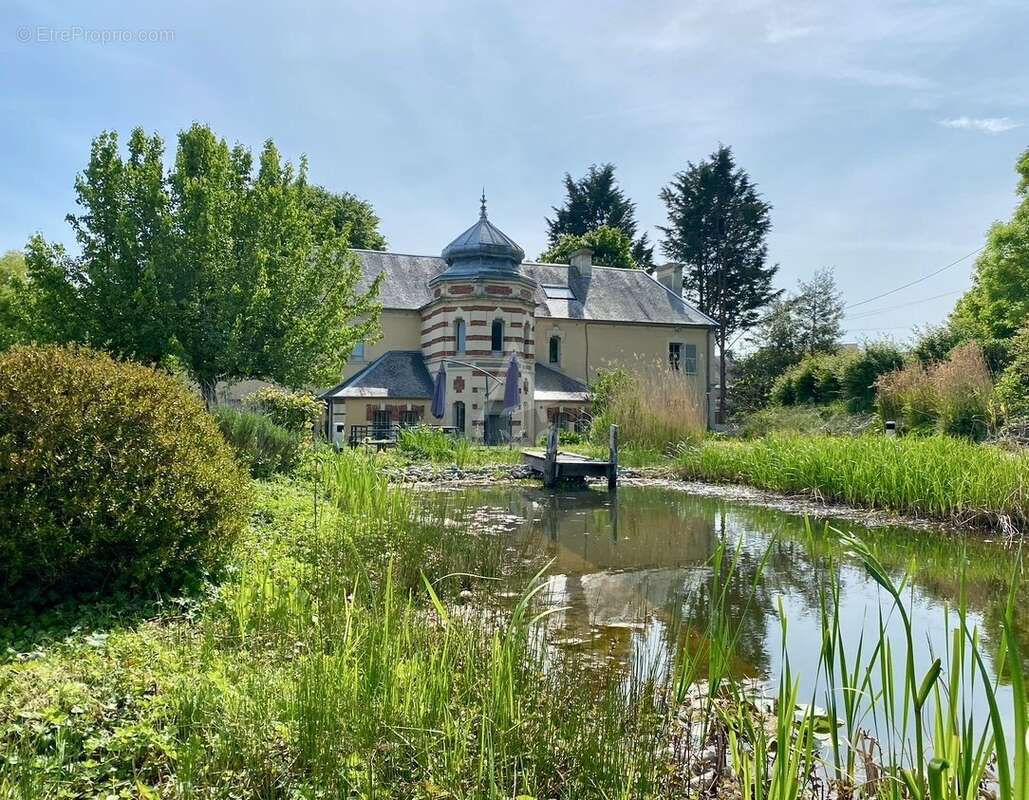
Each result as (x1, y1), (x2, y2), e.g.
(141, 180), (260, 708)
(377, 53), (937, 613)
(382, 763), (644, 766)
(431, 482), (1026, 735)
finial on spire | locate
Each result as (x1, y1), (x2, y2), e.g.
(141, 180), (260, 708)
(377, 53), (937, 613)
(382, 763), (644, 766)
(479, 188), (487, 220)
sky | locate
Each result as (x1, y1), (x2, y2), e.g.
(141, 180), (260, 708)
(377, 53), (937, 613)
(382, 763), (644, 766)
(2, 0), (1027, 343)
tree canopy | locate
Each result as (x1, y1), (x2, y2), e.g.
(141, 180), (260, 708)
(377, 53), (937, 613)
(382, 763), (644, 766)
(794, 268), (844, 355)
(658, 145), (780, 418)
(546, 163), (654, 269)
(25, 124), (383, 404)
(0, 250), (29, 351)
(951, 146), (1029, 347)
(539, 225), (635, 270)
(303, 184), (387, 251)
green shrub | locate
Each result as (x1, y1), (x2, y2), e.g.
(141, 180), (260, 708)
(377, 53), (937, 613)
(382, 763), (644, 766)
(770, 371), (796, 405)
(839, 342), (905, 412)
(995, 323), (1029, 421)
(589, 368), (636, 414)
(397, 425), (458, 462)
(244, 386), (322, 436)
(214, 407), (303, 478)
(0, 345), (247, 605)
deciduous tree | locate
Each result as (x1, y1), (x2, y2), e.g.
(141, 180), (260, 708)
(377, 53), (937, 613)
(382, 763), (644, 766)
(794, 267), (843, 355)
(26, 124), (383, 406)
(539, 225), (635, 270)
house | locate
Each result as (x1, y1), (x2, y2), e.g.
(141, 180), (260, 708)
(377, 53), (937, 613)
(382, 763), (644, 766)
(319, 198), (717, 445)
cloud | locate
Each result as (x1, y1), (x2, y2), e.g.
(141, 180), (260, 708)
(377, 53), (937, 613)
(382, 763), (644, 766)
(764, 22), (817, 43)
(938, 116), (1023, 134)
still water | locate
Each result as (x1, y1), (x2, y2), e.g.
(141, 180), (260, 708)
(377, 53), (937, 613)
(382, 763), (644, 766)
(434, 483), (1025, 729)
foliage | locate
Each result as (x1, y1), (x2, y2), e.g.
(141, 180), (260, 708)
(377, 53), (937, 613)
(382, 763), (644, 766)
(0, 345), (247, 606)
(911, 321), (965, 365)
(0, 250), (31, 351)
(658, 145), (780, 419)
(396, 425), (463, 463)
(303, 184), (387, 250)
(590, 365), (706, 450)
(545, 162), (654, 269)
(588, 367), (636, 414)
(676, 432), (1029, 529)
(244, 386), (321, 435)
(876, 342), (996, 439)
(24, 125), (383, 406)
(994, 322), (1029, 421)
(793, 267), (844, 356)
(214, 406), (303, 478)
(734, 402), (876, 439)
(838, 341), (906, 411)
(952, 146), (1029, 344)
(539, 224), (636, 270)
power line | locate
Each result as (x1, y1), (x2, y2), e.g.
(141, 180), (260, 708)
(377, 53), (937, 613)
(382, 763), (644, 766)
(843, 246), (983, 311)
(842, 289), (964, 321)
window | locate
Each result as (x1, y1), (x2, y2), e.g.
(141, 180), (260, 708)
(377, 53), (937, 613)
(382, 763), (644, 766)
(669, 342), (682, 371)
(453, 401), (466, 434)
(548, 335), (560, 365)
(669, 342), (698, 374)
(542, 284), (576, 300)
(682, 344), (698, 375)
(454, 319), (466, 354)
(400, 409), (419, 427)
(372, 409), (391, 438)
(352, 341), (366, 361)
(491, 319), (504, 352)
(524, 328), (532, 356)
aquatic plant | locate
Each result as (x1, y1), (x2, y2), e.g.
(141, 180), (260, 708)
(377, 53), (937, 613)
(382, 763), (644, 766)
(675, 433), (1029, 531)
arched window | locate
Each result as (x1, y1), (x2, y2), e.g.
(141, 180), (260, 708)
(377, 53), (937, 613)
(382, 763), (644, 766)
(453, 401), (466, 434)
(491, 319), (504, 353)
(548, 335), (560, 365)
(454, 319), (466, 354)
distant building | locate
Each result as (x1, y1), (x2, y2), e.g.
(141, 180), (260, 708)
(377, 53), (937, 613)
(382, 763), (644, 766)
(319, 198), (717, 444)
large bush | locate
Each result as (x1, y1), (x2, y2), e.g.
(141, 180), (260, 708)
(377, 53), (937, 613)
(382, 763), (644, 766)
(244, 386), (322, 436)
(0, 346), (247, 605)
(214, 407), (303, 478)
(839, 343), (905, 411)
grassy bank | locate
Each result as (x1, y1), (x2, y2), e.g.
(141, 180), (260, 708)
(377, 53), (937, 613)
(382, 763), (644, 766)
(676, 433), (1029, 530)
(4, 450), (1029, 798)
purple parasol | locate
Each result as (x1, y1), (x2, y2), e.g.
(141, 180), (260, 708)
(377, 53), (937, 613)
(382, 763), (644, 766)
(431, 361), (446, 419)
(503, 356), (520, 413)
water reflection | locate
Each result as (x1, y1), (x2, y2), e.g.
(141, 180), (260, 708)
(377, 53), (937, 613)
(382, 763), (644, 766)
(435, 483), (1027, 707)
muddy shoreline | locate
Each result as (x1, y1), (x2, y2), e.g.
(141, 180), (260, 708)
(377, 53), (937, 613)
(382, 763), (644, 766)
(387, 463), (1016, 539)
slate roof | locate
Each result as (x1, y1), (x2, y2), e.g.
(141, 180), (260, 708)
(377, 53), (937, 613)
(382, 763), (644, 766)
(534, 363), (590, 402)
(319, 351), (434, 399)
(352, 250), (716, 327)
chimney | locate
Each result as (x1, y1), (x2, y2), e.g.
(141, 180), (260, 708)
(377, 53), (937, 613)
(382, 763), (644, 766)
(654, 262), (683, 296)
(569, 248), (593, 280)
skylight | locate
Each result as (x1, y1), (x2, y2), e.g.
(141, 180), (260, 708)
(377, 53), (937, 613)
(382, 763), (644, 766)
(542, 284), (576, 300)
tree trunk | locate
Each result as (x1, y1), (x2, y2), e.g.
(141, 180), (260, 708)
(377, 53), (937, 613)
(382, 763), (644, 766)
(200, 377), (217, 411)
(718, 329), (727, 424)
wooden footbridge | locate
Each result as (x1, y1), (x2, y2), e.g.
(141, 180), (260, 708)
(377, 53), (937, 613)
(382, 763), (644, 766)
(521, 425), (619, 490)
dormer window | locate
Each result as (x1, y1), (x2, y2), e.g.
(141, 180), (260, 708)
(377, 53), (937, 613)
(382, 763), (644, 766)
(491, 319), (504, 353)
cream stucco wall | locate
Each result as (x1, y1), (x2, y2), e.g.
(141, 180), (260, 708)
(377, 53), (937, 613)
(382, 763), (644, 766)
(341, 309), (423, 381)
(535, 319), (712, 385)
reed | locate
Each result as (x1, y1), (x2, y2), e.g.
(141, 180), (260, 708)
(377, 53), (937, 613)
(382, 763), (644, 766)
(675, 433), (1029, 530)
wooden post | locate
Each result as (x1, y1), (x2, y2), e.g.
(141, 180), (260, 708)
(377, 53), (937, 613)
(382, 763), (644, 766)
(544, 423), (559, 489)
(608, 424), (619, 491)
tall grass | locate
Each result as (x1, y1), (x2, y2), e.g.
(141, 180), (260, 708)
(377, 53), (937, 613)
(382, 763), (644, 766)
(877, 342), (996, 439)
(214, 406), (302, 477)
(675, 433), (1029, 530)
(592, 365), (707, 451)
